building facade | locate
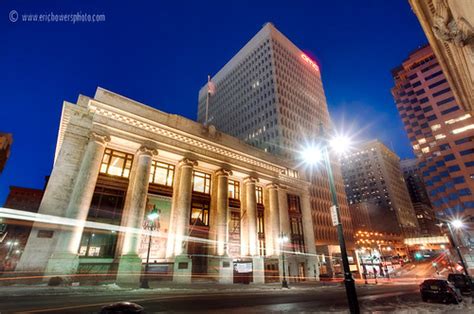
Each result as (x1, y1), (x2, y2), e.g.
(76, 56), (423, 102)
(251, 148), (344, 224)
(1, 186), (44, 271)
(392, 44), (474, 271)
(400, 158), (439, 236)
(340, 140), (419, 237)
(409, 0), (474, 113)
(196, 23), (353, 266)
(16, 87), (319, 286)
(0, 133), (13, 174)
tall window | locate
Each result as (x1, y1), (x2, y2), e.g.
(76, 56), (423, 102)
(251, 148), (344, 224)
(257, 210), (265, 256)
(256, 186), (263, 204)
(190, 202), (209, 226)
(228, 180), (240, 199)
(149, 161), (174, 186)
(192, 171), (211, 194)
(288, 194), (305, 253)
(88, 187), (125, 222)
(78, 231), (117, 258)
(288, 194), (301, 213)
(100, 149), (133, 178)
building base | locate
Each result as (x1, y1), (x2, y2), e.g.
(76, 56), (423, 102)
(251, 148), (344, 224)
(252, 256), (265, 284)
(116, 254), (143, 287)
(43, 251), (79, 281)
(173, 255), (192, 284)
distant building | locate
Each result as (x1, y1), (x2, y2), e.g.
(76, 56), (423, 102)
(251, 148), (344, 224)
(400, 159), (439, 236)
(340, 140), (419, 237)
(0, 133), (13, 174)
(409, 0), (474, 113)
(197, 23), (354, 274)
(1, 186), (44, 271)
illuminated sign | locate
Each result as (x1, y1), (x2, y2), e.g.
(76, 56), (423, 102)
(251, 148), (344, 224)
(301, 53), (319, 72)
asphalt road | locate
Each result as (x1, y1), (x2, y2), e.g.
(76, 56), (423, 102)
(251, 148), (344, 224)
(0, 283), (425, 313)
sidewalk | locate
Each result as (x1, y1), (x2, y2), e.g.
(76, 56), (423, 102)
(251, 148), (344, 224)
(0, 281), (342, 297)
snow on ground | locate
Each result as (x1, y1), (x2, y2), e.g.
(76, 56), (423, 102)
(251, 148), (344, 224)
(362, 297), (473, 313)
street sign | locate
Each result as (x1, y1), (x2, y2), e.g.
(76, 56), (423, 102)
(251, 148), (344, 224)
(330, 205), (339, 226)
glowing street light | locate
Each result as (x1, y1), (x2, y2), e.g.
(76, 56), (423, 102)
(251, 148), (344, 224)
(451, 219), (464, 229)
(141, 207), (160, 289)
(300, 123), (359, 313)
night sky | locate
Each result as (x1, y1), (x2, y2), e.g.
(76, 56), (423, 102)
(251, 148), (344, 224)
(1, 1), (428, 203)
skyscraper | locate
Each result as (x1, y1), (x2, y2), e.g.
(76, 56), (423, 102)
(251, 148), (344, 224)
(197, 23), (353, 274)
(340, 140), (419, 237)
(391, 45), (474, 219)
(400, 158), (439, 236)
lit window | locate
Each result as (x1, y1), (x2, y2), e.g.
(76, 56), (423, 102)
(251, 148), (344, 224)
(100, 149), (133, 178)
(190, 202), (209, 226)
(413, 144), (420, 150)
(228, 180), (240, 199)
(435, 134), (446, 140)
(256, 186), (263, 204)
(421, 147), (430, 153)
(78, 231), (117, 258)
(149, 161), (174, 186)
(418, 138), (427, 144)
(445, 114), (471, 125)
(192, 171), (211, 194)
(452, 124), (474, 135)
(431, 124), (441, 131)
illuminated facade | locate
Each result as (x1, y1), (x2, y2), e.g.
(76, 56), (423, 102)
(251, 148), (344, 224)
(340, 140), (419, 237)
(392, 45), (474, 219)
(196, 23), (353, 274)
(15, 87), (318, 286)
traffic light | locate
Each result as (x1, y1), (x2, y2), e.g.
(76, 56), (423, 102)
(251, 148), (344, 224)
(414, 252), (423, 260)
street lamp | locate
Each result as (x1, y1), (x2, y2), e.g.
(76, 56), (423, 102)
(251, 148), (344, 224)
(301, 123), (360, 314)
(140, 207), (159, 289)
(278, 232), (289, 288)
(445, 220), (470, 277)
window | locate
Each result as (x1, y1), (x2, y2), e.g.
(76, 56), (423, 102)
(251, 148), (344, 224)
(228, 179), (240, 199)
(290, 217), (305, 253)
(441, 106), (460, 115)
(257, 210), (265, 256)
(448, 165), (461, 172)
(256, 186), (263, 204)
(428, 79), (447, 89)
(100, 149), (133, 178)
(436, 97), (455, 106)
(288, 195), (301, 213)
(444, 154), (455, 161)
(192, 171), (211, 194)
(78, 231), (117, 258)
(433, 87), (450, 97)
(88, 187), (125, 222)
(453, 176), (465, 184)
(458, 188), (472, 196)
(190, 202), (209, 226)
(465, 161), (474, 167)
(149, 161), (174, 186)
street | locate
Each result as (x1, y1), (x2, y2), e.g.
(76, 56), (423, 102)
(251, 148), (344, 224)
(0, 282), (471, 313)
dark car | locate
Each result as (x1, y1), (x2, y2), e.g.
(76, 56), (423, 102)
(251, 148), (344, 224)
(420, 279), (462, 304)
(447, 273), (472, 296)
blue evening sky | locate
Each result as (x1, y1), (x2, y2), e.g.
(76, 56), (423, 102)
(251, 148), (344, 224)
(0, 1), (427, 203)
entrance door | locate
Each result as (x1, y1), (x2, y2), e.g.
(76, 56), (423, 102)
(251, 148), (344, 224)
(298, 263), (305, 281)
(188, 239), (208, 279)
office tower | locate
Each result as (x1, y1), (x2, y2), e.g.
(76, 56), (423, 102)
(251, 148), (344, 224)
(392, 45), (474, 218)
(400, 158), (439, 236)
(340, 140), (419, 236)
(197, 23), (354, 272)
(0, 133), (13, 174)
(409, 0), (474, 112)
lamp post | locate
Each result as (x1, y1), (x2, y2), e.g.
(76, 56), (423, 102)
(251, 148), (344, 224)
(446, 220), (470, 278)
(140, 207), (159, 289)
(278, 232), (289, 288)
(301, 124), (360, 314)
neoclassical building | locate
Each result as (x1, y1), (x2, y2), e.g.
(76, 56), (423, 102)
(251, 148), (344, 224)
(16, 87), (318, 285)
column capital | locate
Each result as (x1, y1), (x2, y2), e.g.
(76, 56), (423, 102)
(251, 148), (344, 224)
(178, 158), (198, 168)
(243, 176), (259, 184)
(88, 131), (110, 145)
(215, 168), (232, 177)
(137, 145), (158, 157)
(265, 182), (279, 190)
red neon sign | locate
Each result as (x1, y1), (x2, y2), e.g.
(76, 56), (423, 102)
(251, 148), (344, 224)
(301, 53), (319, 72)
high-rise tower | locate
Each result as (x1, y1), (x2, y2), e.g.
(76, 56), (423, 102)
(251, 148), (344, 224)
(197, 23), (354, 274)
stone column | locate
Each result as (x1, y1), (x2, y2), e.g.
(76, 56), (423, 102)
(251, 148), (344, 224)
(45, 131), (110, 276)
(244, 177), (258, 256)
(266, 183), (280, 257)
(117, 145), (157, 286)
(301, 191), (319, 280)
(172, 158), (197, 256)
(278, 187), (291, 240)
(215, 169), (231, 256)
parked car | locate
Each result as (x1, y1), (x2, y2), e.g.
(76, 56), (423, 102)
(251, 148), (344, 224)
(420, 279), (462, 304)
(447, 273), (472, 296)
